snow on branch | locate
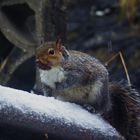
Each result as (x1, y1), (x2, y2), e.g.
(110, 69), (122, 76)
(0, 85), (124, 140)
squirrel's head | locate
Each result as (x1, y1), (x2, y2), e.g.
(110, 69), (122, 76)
(36, 39), (63, 70)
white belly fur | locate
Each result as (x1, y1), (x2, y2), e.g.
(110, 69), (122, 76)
(39, 67), (65, 89)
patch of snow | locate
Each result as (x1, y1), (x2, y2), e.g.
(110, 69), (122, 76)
(0, 85), (117, 137)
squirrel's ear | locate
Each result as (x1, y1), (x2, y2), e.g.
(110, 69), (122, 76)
(56, 38), (62, 51)
(61, 46), (69, 59)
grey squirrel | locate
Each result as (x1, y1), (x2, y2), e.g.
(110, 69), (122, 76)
(35, 39), (110, 114)
(35, 39), (140, 140)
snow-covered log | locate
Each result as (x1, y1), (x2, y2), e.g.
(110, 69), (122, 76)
(0, 85), (124, 140)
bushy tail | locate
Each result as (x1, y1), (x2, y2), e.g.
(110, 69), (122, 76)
(103, 82), (140, 140)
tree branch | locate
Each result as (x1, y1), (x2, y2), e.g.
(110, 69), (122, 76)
(0, 85), (124, 140)
(34, 0), (55, 43)
(0, 48), (34, 84)
(0, 10), (36, 51)
(0, 0), (25, 7)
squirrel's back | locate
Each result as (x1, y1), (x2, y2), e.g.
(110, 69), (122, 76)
(62, 50), (108, 83)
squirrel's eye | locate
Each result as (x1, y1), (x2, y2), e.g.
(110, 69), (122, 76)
(48, 48), (55, 55)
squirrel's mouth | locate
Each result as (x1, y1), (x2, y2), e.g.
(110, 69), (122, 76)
(36, 59), (52, 70)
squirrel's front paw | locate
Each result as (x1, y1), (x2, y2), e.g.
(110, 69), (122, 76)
(83, 104), (96, 113)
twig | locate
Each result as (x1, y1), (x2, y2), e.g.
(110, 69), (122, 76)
(0, 57), (8, 72)
(105, 52), (119, 66)
(119, 52), (131, 86)
(105, 51), (131, 86)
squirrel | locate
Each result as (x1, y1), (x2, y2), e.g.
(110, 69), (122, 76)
(35, 39), (140, 140)
(35, 39), (110, 114)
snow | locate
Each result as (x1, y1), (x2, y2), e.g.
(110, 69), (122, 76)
(0, 85), (117, 137)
